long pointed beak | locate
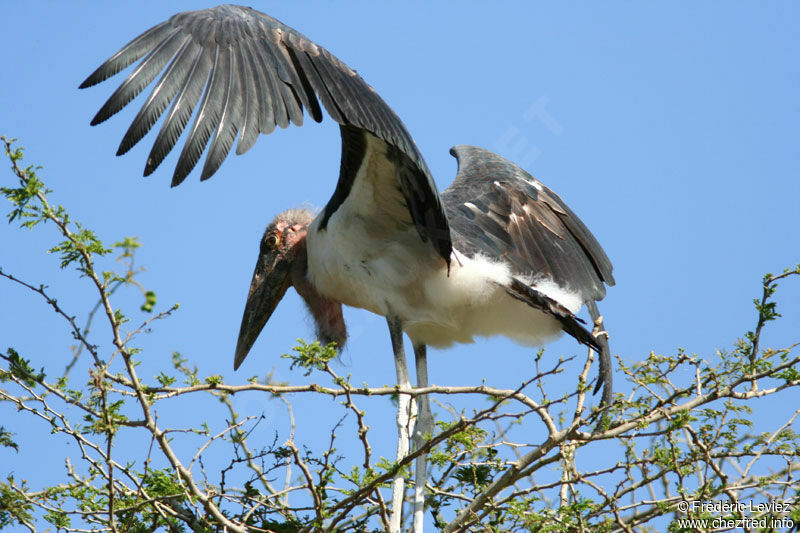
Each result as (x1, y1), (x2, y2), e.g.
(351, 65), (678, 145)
(233, 251), (292, 370)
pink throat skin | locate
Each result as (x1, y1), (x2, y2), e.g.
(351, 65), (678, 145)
(287, 230), (347, 349)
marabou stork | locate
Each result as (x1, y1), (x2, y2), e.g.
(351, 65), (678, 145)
(81, 5), (615, 529)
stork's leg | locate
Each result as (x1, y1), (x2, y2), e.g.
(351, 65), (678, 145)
(412, 342), (432, 532)
(387, 317), (413, 533)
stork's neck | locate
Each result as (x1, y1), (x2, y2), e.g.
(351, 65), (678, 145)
(290, 238), (347, 349)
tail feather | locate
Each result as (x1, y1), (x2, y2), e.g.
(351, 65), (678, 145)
(505, 279), (597, 346)
(505, 279), (613, 408)
(586, 300), (612, 408)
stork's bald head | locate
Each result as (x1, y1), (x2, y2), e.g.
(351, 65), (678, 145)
(234, 208), (346, 370)
(262, 208), (314, 261)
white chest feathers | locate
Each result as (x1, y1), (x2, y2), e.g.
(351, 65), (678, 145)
(306, 217), (583, 349)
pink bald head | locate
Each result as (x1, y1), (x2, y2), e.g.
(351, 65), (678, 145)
(234, 208), (346, 370)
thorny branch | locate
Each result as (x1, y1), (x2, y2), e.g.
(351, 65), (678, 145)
(2, 137), (800, 532)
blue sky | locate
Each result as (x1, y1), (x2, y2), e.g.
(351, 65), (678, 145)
(2, 2), (799, 528)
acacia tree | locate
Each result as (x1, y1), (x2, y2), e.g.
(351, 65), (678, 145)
(2, 136), (799, 532)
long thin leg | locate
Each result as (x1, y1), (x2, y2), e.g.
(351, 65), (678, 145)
(388, 317), (412, 533)
(412, 343), (432, 532)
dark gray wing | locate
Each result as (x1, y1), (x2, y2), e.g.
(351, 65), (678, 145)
(80, 5), (451, 263)
(442, 145), (614, 302)
(442, 145), (615, 405)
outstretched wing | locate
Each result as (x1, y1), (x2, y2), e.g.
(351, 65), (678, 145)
(81, 5), (451, 263)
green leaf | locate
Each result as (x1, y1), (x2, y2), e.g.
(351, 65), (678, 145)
(155, 372), (176, 387)
(140, 290), (157, 312)
(2, 348), (45, 387)
(0, 427), (18, 452)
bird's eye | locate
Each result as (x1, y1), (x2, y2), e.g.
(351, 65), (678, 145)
(264, 233), (280, 250)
